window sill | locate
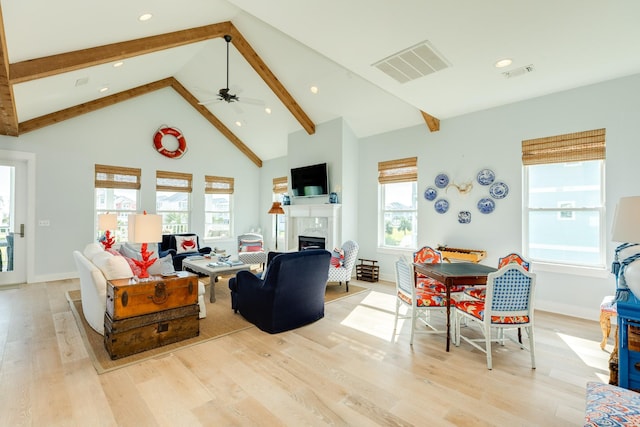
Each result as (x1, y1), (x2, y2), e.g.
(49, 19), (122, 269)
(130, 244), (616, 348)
(531, 261), (610, 278)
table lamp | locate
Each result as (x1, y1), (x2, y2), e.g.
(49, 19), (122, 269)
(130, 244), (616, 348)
(268, 201), (285, 251)
(612, 196), (640, 302)
(128, 211), (162, 279)
(98, 213), (117, 250)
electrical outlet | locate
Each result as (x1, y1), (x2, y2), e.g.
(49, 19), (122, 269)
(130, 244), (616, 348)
(38, 219), (50, 226)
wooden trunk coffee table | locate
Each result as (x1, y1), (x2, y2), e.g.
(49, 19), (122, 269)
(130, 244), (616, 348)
(182, 257), (251, 303)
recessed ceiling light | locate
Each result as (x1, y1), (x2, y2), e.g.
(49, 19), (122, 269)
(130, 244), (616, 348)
(113, 61), (124, 68)
(264, 107), (272, 114)
(494, 58), (513, 68)
(138, 13), (153, 22)
(235, 120), (242, 127)
(99, 87), (109, 93)
(310, 86), (319, 94)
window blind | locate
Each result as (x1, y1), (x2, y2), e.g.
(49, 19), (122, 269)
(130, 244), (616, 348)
(378, 157), (418, 184)
(522, 128), (605, 165)
(272, 176), (288, 194)
(95, 164), (141, 190)
(156, 171), (193, 192)
(205, 175), (234, 194)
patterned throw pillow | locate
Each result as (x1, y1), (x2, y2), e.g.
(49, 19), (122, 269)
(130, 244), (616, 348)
(240, 239), (263, 252)
(175, 235), (198, 254)
(331, 248), (344, 268)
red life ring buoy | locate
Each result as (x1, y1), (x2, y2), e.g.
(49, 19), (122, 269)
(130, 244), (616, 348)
(153, 126), (187, 158)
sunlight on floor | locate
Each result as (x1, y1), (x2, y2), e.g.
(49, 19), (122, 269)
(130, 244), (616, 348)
(557, 331), (611, 374)
(340, 290), (403, 341)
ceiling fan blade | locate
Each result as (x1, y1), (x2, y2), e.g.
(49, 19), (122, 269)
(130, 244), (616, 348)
(238, 97), (265, 106)
(198, 98), (222, 106)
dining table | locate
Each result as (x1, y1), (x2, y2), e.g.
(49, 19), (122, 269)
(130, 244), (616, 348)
(413, 261), (497, 351)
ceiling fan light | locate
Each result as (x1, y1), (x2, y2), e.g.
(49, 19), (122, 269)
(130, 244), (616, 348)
(494, 58), (512, 68)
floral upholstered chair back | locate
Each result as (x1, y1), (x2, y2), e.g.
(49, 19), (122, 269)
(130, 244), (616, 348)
(498, 253), (530, 271)
(413, 246), (455, 292)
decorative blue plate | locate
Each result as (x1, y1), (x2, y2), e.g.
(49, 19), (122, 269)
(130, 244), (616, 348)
(435, 173), (449, 189)
(458, 211), (471, 224)
(424, 187), (437, 201)
(489, 181), (509, 199)
(434, 199), (449, 214)
(477, 198), (495, 214)
(477, 169), (495, 186)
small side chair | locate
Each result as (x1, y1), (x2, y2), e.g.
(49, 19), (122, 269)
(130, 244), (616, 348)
(454, 263), (536, 370)
(327, 240), (359, 291)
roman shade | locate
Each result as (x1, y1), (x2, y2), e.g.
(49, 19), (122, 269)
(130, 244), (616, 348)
(378, 157), (418, 184)
(95, 164), (141, 190)
(156, 171), (193, 192)
(522, 128), (605, 165)
(205, 175), (234, 194)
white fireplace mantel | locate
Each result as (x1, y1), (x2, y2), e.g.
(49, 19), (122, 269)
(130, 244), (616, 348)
(283, 204), (341, 251)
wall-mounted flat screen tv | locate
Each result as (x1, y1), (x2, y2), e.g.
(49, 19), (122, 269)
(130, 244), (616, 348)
(290, 163), (328, 197)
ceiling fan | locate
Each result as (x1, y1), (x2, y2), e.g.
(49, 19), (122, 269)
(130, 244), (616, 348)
(198, 35), (264, 108)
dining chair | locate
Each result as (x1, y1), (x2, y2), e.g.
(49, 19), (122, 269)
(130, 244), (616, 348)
(464, 252), (530, 300)
(454, 263), (536, 370)
(413, 246), (466, 293)
(393, 256), (453, 345)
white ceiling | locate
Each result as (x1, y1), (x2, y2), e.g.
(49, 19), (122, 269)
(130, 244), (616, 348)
(3, 0), (640, 161)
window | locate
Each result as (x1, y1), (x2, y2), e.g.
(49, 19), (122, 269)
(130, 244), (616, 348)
(378, 157), (418, 249)
(204, 175), (233, 239)
(94, 164), (140, 242)
(272, 176), (288, 247)
(522, 128), (605, 268)
(156, 171), (192, 234)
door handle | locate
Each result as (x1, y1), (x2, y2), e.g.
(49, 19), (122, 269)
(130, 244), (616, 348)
(18, 223), (24, 238)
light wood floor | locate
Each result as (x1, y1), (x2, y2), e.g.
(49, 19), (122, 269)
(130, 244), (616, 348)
(0, 278), (610, 426)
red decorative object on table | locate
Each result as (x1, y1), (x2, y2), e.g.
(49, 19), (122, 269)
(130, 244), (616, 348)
(132, 243), (157, 279)
(100, 230), (115, 250)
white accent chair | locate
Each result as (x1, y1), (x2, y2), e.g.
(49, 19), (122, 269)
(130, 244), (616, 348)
(237, 233), (267, 269)
(327, 240), (359, 292)
(454, 263), (536, 370)
(393, 257), (452, 345)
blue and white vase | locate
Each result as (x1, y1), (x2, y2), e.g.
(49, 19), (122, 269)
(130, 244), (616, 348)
(329, 192), (338, 204)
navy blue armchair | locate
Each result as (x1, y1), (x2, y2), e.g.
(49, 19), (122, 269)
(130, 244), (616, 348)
(228, 249), (331, 333)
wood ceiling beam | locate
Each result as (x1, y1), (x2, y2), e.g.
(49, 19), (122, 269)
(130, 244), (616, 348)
(421, 110), (440, 132)
(229, 24), (315, 135)
(169, 78), (262, 167)
(0, 5), (18, 136)
(18, 76), (263, 167)
(9, 22), (233, 84)
(19, 79), (174, 134)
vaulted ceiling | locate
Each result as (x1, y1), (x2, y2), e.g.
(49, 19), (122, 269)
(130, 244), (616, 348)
(1, 1), (639, 166)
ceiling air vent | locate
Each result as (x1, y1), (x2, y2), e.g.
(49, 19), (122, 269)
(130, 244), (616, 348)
(372, 40), (450, 84)
(75, 77), (89, 87)
(502, 64), (535, 79)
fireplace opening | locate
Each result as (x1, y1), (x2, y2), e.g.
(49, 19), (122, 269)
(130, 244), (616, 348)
(298, 235), (326, 251)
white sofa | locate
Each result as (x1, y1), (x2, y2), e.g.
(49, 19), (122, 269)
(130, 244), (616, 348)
(73, 243), (206, 335)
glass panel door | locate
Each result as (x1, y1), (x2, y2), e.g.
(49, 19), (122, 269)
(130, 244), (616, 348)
(0, 160), (26, 285)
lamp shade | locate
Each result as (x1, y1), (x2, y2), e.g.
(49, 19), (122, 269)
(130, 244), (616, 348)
(268, 201), (285, 215)
(128, 213), (162, 244)
(612, 196), (640, 243)
(98, 213), (117, 231)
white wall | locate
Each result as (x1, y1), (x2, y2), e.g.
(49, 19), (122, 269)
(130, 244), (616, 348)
(0, 88), (261, 282)
(357, 72), (640, 320)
